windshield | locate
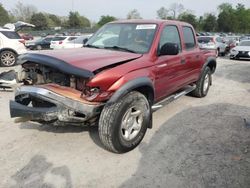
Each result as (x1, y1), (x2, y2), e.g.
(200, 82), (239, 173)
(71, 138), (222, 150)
(86, 23), (157, 54)
(239, 41), (250, 46)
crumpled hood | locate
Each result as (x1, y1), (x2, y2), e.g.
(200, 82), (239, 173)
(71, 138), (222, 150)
(29, 47), (142, 72)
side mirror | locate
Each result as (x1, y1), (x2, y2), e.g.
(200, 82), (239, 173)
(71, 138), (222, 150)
(159, 43), (179, 56)
(83, 38), (88, 44)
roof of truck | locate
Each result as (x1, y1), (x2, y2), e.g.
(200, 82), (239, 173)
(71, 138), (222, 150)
(110, 19), (192, 27)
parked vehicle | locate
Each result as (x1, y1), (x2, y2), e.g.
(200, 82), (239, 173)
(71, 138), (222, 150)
(52, 35), (92, 49)
(230, 40), (250, 60)
(26, 37), (54, 50)
(21, 33), (34, 41)
(198, 36), (227, 56)
(50, 36), (79, 49)
(10, 20), (217, 153)
(0, 27), (27, 67)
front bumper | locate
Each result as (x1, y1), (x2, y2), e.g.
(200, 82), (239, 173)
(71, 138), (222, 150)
(10, 85), (103, 125)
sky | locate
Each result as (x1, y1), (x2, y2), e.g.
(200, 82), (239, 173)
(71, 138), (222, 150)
(1, 0), (250, 21)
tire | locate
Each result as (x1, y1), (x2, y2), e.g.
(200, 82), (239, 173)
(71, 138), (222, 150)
(216, 49), (219, 57)
(190, 67), (212, 98)
(99, 91), (151, 153)
(36, 45), (42, 50)
(0, 50), (17, 67)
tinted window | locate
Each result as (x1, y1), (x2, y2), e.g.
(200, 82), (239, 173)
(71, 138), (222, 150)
(1, 31), (21, 39)
(182, 26), (196, 49)
(159, 25), (181, 51)
(52, 37), (66, 41)
(198, 37), (213, 43)
(68, 37), (77, 41)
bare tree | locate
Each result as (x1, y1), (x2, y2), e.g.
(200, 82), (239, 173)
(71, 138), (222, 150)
(11, 1), (37, 22)
(157, 7), (169, 19)
(127, 9), (142, 19)
(169, 3), (184, 19)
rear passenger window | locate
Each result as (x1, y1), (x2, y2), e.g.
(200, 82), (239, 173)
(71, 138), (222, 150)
(159, 25), (181, 52)
(182, 26), (196, 50)
(0, 31), (21, 39)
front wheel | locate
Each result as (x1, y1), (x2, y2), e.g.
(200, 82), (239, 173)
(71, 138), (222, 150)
(98, 91), (151, 153)
(0, 50), (17, 67)
(190, 67), (212, 98)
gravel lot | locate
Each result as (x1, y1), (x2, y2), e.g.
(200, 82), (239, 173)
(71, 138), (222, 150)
(0, 57), (250, 188)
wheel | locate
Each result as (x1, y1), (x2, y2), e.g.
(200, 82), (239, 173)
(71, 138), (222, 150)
(36, 45), (42, 50)
(99, 91), (151, 153)
(0, 50), (17, 67)
(190, 67), (212, 98)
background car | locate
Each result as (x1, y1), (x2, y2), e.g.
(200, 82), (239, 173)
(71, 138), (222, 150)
(53, 34), (92, 49)
(230, 40), (250, 60)
(0, 27), (27, 67)
(21, 33), (34, 41)
(26, 37), (54, 50)
(198, 36), (227, 57)
(50, 36), (79, 50)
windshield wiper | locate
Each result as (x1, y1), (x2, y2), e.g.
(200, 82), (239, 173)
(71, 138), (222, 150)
(104, 46), (137, 53)
(84, 44), (100, 49)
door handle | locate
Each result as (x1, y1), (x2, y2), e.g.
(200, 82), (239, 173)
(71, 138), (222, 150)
(157, 63), (167, 68)
(180, 59), (186, 64)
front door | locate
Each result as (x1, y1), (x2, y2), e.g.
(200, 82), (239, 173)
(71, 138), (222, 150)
(154, 25), (186, 101)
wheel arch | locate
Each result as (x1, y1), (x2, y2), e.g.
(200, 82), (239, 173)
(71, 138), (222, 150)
(0, 48), (18, 55)
(203, 57), (217, 74)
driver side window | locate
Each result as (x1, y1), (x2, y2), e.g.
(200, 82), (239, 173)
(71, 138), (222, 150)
(159, 25), (182, 52)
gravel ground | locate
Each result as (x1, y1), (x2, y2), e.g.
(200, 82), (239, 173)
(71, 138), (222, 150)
(0, 57), (249, 188)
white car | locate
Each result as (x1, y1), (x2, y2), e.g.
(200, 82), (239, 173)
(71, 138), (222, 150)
(0, 28), (27, 67)
(230, 40), (250, 60)
(50, 36), (90, 50)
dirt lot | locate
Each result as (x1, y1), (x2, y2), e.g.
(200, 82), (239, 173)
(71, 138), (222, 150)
(0, 57), (250, 188)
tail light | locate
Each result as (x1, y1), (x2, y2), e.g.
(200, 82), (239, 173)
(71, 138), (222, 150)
(59, 41), (63, 44)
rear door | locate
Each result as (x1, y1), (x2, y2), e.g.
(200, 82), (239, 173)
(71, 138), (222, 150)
(181, 26), (202, 84)
(154, 24), (186, 100)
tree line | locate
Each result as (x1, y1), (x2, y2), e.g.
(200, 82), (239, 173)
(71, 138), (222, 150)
(0, 2), (249, 33)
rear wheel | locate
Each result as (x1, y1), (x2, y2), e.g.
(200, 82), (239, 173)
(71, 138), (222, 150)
(98, 91), (151, 153)
(190, 67), (212, 98)
(0, 50), (17, 67)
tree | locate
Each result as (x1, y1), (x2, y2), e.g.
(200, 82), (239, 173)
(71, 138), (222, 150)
(11, 1), (37, 22)
(0, 4), (10, 26)
(169, 3), (184, 19)
(157, 7), (169, 19)
(30, 12), (48, 30)
(178, 12), (197, 28)
(217, 3), (237, 32)
(127, 9), (142, 19)
(203, 13), (217, 32)
(67, 11), (90, 28)
(48, 14), (61, 26)
(97, 15), (116, 27)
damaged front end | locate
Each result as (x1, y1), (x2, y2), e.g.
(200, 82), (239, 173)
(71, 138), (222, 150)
(10, 53), (104, 126)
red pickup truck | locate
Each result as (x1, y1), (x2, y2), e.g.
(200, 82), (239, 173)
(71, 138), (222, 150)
(10, 20), (216, 153)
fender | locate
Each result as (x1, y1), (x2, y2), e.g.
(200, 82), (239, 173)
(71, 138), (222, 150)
(0, 48), (18, 55)
(201, 56), (217, 75)
(107, 77), (154, 105)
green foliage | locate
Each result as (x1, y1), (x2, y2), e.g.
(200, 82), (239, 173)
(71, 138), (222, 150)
(67, 11), (90, 28)
(97, 15), (116, 27)
(178, 12), (197, 28)
(127, 9), (142, 19)
(203, 13), (217, 32)
(0, 4), (10, 25)
(30, 12), (48, 30)
(48, 14), (61, 26)
(157, 7), (169, 20)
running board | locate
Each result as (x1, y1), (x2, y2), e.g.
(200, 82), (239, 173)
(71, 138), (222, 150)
(152, 85), (196, 111)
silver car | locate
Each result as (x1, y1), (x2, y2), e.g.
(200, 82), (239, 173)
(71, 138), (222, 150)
(198, 36), (227, 57)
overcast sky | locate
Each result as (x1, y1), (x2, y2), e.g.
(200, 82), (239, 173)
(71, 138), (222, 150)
(1, 0), (250, 21)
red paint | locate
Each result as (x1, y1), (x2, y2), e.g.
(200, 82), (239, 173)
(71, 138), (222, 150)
(33, 20), (216, 103)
